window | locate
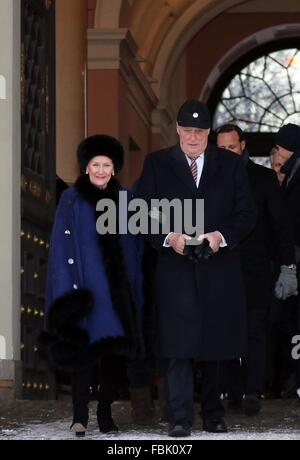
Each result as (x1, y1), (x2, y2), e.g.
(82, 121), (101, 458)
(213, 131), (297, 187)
(213, 48), (300, 132)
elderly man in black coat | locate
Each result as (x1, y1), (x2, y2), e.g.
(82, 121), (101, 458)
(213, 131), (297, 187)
(136, 100), (256, 436)
(216, 124), (297, 416)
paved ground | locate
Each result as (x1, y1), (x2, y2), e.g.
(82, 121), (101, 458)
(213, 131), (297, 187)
(0, 398), (300, 440)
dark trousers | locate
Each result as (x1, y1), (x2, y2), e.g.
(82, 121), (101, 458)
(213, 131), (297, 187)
(71, 355), (123, 427)
(227, 309), (266, 399)
(163, 358), (224, 425)
(266, 295), (300, 395)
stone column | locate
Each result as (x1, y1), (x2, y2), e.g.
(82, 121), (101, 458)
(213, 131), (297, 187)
(87, 28), (157, 185)
(56, 0), (87, 184)
(0, 0), (22, 400)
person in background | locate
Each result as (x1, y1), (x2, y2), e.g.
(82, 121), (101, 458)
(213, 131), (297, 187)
(272, 124), (300, 397)
(39, 135), (144, 437)
(216, 123), (297, 415)
(270, 147), (286, 186)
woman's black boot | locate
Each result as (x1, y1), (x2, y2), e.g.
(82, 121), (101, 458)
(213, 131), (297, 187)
(97, 403), (118, 433)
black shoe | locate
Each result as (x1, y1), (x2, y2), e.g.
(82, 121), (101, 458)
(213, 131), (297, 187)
(70, 422), (86, 437)
(244, 393), (261, 416)
(203, 418), (228, 433)
(98, 416), (118, 434)
(97, 402), (119, 433)
(168, 423), (191, 437)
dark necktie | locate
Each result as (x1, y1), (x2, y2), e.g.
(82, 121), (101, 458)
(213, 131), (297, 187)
(188, 156), (200, 184)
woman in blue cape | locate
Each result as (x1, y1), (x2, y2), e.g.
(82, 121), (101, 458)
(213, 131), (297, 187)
(40, 135), (144, 436)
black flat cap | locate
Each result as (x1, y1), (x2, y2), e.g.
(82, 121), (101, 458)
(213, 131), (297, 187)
(177, 99), (211, 129)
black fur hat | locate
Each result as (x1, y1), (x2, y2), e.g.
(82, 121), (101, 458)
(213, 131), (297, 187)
(77, 134), (124, 174)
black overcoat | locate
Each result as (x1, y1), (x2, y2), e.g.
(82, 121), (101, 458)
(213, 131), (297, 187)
(282, 165), (300, 248)
(136, 143), (256, 360)
(239, 159), (295, 311)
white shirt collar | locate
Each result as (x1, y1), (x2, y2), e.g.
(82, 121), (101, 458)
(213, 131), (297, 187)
(185, 153), (204, 163)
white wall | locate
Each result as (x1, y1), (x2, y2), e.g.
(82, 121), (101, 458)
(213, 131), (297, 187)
(0, 0), (21, 363)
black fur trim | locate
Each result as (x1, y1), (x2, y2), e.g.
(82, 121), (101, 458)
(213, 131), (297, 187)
(40, 333), (131, 372)
(46, 288), (93, 331)
(38, 289), (92, 368)
(39, 294), (141, 372)
(74, 173), (122, 205)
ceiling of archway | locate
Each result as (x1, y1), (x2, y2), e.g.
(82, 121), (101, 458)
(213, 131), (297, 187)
(93, 0), (300, 102)
(127, 0), (195, 72)
(122, 0), (300, 76)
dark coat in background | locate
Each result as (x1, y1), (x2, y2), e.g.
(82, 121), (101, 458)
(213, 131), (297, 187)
(282, 164), (300, 249)
(282, 162), (300, 330)
(136, 143), (256, 361)
(39, 176), (144, 371)
(239, 159), (295, 311)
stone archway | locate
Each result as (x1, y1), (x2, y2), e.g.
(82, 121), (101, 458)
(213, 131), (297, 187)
(91, 0), (251, 145)
(200, 23), (300, 103)
(92, 0), (250, 103)
(93, 0), (300, 108)
(91, 0), (300, 148)
(151, 0), (249, 105)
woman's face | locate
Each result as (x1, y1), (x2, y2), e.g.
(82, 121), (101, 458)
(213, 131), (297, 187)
(86, 155), (114, 188)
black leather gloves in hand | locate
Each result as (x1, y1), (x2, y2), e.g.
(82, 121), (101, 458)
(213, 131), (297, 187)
(274, 265), (298, 300)
(183, 239), (214, 263)
(183, 242), (195, 261)
(194, 239), (214, 262)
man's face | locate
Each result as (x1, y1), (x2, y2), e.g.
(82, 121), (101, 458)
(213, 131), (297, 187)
(274, 145), (294, 164)
(176, 124), (210, 157)
(271, 150), (286, 185)
(216, 130), (245, 156)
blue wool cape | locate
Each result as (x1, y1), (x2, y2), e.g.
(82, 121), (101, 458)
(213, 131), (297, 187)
(42, 176), (144, 369)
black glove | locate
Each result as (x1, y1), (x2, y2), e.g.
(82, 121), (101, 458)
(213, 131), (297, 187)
(193, 239), (214, 262)
(183, 242), (195, 261)
(183, 239), (214, 263)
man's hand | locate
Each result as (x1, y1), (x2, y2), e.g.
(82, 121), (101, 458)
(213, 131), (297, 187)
(168, 233), (192, 255)
(197, 231), (222, 253)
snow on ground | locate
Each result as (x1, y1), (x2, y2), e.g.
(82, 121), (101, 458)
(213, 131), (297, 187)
(0, 421), (299, 440)
(0, 399), (299, 440)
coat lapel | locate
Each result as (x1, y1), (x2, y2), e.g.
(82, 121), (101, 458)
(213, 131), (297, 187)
(285, 165), (300, 192)
(197, 144), (220, 197)
(169, 144), (197, 194)
(168, 144), (221, 196)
